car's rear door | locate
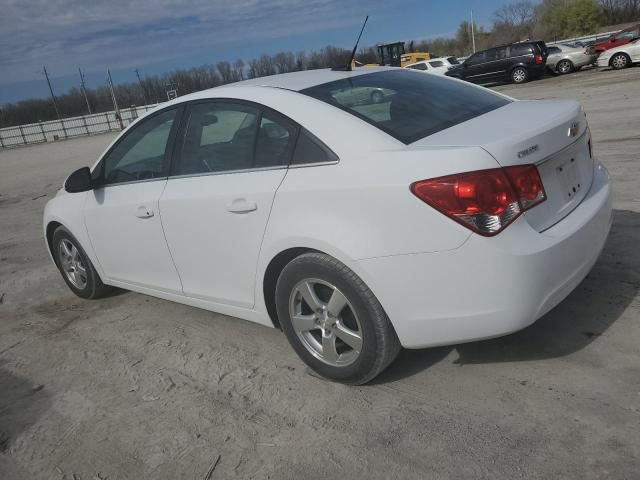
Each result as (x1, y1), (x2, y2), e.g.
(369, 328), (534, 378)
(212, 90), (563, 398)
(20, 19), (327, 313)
(158, 100), (297, 308)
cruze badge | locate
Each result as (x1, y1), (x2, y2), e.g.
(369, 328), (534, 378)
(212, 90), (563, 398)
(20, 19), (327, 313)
(568, 121), (579, 137)
(518, 144), (539, 159)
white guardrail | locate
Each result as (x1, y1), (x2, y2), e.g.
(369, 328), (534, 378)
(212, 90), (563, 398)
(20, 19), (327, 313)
(0, 104), (160, 148)
(546, 29), (618, 46)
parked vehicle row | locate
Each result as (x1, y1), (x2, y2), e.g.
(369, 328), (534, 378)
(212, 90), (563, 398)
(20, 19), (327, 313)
(407, 23), (639, 85)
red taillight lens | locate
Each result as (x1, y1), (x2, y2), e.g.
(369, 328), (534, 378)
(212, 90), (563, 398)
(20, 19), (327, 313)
(411, 166), (546, 236)
(503, 165), (546, 210)
(534, 53), (543, 65)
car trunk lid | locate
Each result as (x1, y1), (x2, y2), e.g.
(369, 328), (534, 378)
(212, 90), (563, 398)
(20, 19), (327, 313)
(414, 100), (594, 232)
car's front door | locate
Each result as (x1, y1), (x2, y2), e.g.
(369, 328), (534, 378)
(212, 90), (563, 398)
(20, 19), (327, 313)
(159, 100), (297, 308)
(84, 107), (184, 293)
(461, 52), (488, 82)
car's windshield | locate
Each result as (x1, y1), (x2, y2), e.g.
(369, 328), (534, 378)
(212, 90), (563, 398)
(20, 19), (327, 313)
(300, 70), (510, 144)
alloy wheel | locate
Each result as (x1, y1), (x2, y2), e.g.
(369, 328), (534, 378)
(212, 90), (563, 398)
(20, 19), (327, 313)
(611, 54), (628, 69)
(58, 239), (87, 289)
(288, 278), (363, 367)
(512, 68), (527, 83)
(558, 60), (572, 74)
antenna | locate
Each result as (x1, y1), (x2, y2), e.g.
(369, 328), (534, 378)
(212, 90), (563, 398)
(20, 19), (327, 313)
(332, 15), (369, 71)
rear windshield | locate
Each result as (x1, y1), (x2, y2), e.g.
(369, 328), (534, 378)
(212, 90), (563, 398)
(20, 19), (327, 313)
(301, 70), (510, 144)
(447, 56), (460, 65)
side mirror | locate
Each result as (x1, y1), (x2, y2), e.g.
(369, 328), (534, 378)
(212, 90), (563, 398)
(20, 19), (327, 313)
(64, 167), (94, 193)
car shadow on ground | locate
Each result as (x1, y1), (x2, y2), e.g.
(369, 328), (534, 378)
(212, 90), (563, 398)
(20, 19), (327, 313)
(374, 209), (639, 383)
(0, 362), (52, 452)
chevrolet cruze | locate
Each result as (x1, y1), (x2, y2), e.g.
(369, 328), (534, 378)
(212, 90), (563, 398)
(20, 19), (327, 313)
(44, 67), (612, 384)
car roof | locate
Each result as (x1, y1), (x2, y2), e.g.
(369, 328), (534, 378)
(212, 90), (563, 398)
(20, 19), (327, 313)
(225, 66), (395, 92)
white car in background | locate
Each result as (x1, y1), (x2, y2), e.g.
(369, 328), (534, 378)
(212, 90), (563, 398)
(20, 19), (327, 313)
(597, 38), (640, 69)
(44, 67), (612, 384)
(405, 56), (460, 74)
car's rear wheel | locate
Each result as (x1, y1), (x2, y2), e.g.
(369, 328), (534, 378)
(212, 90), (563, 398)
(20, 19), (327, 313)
(275, 252), (400, 384)
(511, 67), (528, 84)
(52, 226), (112, 299)
(557, 59), (574, 74)
(610, 53), (630, 70)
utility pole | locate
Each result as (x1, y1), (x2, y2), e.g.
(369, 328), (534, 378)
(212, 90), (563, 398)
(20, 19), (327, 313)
(43, 66), (62, 121)
(107, 69), (124, 129)
(135, 68), (150, 106)
(78, 68), (92, 114)
(470, 10), (477, 54)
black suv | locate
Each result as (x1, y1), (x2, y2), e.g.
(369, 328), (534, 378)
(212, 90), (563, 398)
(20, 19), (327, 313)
(446, 41), (548, 84)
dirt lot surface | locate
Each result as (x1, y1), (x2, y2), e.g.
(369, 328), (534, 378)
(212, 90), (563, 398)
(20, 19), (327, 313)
(1, 67), (639, 479)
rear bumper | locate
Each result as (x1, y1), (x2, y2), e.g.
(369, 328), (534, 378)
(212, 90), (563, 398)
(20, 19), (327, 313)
(357, 160), (612, 349)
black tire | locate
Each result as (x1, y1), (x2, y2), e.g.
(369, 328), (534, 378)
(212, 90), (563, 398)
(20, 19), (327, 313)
(610, 53), (630, 70)
(275, 252), (401, 385)
(52, 226), (112, 299)
(511, 66), (529, 84)
(556, 59), (574, 75)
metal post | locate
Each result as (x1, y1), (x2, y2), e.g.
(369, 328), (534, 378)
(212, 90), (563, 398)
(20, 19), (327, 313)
(81, 114), (89, 135)
(107, 69), (124, 129)
(18, 125), (27, 145)
(105, 111), (112, 130)
(0, 132), (4, 148)
(44, 66), (64, 122)
(39, 122), (46, 142)
(470, 10), (476, 54)
(135, 68), (149, 106)
(79, 68), (92, 114)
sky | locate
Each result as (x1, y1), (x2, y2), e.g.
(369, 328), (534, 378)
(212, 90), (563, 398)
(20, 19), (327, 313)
(0, 0), (513, 105)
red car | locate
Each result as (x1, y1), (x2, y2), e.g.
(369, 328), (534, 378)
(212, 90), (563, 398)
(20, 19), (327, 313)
(592, 23), (640, 53)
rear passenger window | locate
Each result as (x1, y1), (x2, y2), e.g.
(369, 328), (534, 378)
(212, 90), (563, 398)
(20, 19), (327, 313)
(254, 112), (297, 168)
(175, 102), (295, 175)
(291, 129), (338, 165)
(509, 44), (532, 57)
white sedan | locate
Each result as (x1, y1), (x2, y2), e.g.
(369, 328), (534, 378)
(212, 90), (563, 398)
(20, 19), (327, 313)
(597, 38), (640, 69)
(44, 67), (612, 384)
(405, 56), (461, 74)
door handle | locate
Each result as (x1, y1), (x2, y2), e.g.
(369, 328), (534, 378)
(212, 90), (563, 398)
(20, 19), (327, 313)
(227, 198), (257, 214)
(136, 205), (154, 218)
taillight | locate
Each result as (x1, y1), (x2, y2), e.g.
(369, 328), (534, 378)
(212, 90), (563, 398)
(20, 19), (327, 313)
(534, 53), (543, 64)
(410, 166), (546, 236)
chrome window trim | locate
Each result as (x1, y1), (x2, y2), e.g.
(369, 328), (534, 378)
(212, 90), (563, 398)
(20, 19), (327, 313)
(288, 160), (339, 169)
(167, 165), (288, 180)
(98, 176), (168, 189)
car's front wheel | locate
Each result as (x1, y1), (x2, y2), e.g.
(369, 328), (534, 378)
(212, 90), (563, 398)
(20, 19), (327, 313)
(610, 53), (630, 70)
(511, 67), (529, 84)
(275, 252), (400, 384)
(52, 226), (112, 299)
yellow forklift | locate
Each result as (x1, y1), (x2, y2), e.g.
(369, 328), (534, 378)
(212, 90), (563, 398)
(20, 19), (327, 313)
(352, 41), (430, 68)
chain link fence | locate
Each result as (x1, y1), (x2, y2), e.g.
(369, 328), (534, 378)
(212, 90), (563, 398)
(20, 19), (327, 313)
(0, 104), (159, 148)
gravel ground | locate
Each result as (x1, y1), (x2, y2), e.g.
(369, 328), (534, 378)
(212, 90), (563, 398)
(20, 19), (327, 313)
(1, 66), (639, 479)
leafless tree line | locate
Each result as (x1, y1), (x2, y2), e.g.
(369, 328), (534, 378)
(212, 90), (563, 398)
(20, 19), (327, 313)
(1, 0), (638, 128)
